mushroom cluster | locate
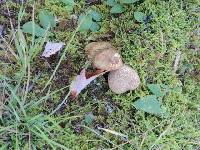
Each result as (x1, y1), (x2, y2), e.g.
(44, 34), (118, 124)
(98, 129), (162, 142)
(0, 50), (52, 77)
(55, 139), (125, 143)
(84, 42), (140, 94)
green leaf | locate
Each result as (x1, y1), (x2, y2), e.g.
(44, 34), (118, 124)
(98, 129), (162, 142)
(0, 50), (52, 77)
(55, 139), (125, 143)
(147, 84), (163, 97)
(89, 10), (102, 22)
(38, 10), (56, 29)
(78, 14), (93, 31)
(90, 22), (100, 32)
(120, 0), (138, 4)
(134, 11), (146, 23)
(105, 0), (117, 6)
(60, 0), (75, 12)
(60, 0), (75, 5)
(133, 95), (162, 115)
(22, 21), (52, 37)
(110, 4), (125, 14)
(84, 112), (95, 124)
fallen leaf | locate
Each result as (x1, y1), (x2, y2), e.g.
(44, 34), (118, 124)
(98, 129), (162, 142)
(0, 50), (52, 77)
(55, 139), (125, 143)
(70, 69), (104, 98)
(42, 42), (65, 57)
(0, 0), (5, 4)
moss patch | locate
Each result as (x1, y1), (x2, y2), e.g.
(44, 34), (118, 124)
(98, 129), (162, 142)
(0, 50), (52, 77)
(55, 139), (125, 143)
(0, 0), (199, 149)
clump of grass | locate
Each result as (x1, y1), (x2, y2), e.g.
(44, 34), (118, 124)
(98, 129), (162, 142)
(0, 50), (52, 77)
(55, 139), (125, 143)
(0, 3), (73, 149)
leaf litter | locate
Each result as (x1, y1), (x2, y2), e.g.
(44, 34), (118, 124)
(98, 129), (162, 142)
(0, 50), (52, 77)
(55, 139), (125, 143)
(42, 42), (65, 57)
(70, 68), (105, 98)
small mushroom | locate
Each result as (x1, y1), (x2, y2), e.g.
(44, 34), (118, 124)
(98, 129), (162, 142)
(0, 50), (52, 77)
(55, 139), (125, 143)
(84, 42), (123, 71)
(108, 65), (140, 94)
(93, 48), (123, 71)
(85, 42), (112, 59)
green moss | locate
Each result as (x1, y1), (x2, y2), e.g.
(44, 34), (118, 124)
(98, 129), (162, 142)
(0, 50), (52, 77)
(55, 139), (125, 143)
(1, 0), (199, 149)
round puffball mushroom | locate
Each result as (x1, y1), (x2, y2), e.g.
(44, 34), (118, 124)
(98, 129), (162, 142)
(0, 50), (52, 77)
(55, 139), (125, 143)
(84, 42), (112, 59)
(108, 65), (140, 94)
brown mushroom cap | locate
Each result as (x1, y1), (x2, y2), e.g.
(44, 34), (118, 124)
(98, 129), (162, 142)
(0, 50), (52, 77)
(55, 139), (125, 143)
(108, 65), (140, 94)
(84, 42), (123, 71)
(93, 48), (123, 71)
(85, 42), (112, 59)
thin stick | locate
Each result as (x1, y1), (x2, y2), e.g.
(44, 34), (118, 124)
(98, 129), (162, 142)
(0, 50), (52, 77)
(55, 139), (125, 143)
(173, 51), (181, 73)
(78, 125), (121, 149)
